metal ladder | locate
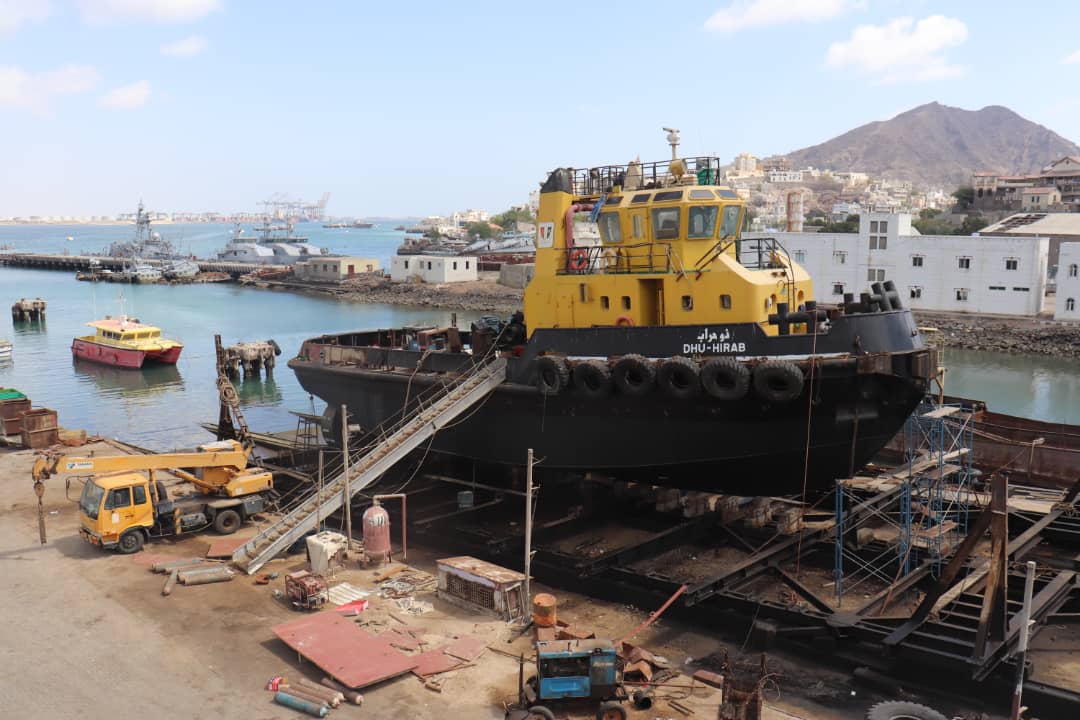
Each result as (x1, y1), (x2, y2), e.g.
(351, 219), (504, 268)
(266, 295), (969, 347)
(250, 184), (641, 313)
(232, 356), (507, 574)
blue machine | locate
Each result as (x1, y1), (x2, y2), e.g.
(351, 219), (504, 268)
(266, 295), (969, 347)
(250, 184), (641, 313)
(514, 639), (627, 720)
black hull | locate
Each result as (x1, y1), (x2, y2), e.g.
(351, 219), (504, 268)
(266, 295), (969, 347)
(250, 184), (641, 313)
(291, 311), (932, 495)
(293, 363), (920, 494)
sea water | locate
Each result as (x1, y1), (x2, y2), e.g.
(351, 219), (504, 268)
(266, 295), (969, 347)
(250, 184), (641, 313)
(0, 222), (482, 449)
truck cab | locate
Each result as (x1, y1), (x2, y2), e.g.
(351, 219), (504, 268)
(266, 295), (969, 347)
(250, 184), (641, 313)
(78, 472), (154, 551)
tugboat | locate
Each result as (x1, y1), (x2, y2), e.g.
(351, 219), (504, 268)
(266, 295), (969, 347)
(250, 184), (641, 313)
(289, 130), (935, 495)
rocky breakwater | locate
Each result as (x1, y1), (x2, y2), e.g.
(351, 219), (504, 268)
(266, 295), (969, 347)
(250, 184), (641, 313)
(915, 311), (1080, 358)
(336, 273), (523, 314)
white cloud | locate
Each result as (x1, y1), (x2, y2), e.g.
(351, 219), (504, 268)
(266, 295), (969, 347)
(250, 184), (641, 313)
(705, 0), (859, 32)
(826, 15), (968, 84)
(1063, 50), (1080, 65)
(99, 80), (151, 109)
(77, 0), (219, 25)
(160, 34), (208, 57)
(0, 0), (52, 34)
(0, 64), (100, 113)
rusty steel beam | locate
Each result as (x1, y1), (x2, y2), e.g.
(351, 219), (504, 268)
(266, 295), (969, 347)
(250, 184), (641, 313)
(775, 567), (835, 615)
(974, 474), (1010, 658)
(856, 562), (932, 617)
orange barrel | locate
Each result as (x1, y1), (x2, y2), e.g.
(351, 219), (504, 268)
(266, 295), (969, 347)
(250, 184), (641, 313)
(532, 593), (557, 627)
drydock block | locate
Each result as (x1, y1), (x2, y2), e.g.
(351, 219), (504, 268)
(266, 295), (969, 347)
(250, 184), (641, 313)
(272, 611), (418, 689)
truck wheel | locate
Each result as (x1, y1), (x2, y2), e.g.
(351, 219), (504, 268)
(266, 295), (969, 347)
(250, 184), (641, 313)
(526, 707), (554, 720)
(117, 530), (144, 554)
(213, 509), (241, 535)
(596, 701), (627, 720)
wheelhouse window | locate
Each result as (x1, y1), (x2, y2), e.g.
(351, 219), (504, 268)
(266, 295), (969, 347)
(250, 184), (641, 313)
(631, 215), (643, 240)
(598, 212), (622, 244)
(687, 205), (719, 239)
(719, 205), (740, 238)
(652, 208), (680, 240)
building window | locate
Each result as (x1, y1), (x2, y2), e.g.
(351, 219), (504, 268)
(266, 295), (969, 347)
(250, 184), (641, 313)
(833, 251), (846, 264)
(867, 268), (885, 282)
(958, 257), (971, 270)
(427, 261), (432, 270)
(1005, 258), (1018, 271)
(956, 288), (969, 302)
(912, 255), (923, 268)
(681, 295), (693, 310)
(833, 283), (844, 295)
(720, 294), (732, 309)
(880, 220), (888, 233)
(989, 286), (1005, 291)
(404, 260), (409, 269)
(465, 261), (470, 269)
(869, 235), (887, 250)
(1068, 298), (1076, 312)
(910, 286), (922, 299)
(453, 261), (458, 270)
(1012, 287), (1030, 292)
(601, 296), (609, 310)
(794, 250), (805, 263)
(1070, 264), (1078, 278)
(621, 296), (631, 310)
(870, 221), (879, 233)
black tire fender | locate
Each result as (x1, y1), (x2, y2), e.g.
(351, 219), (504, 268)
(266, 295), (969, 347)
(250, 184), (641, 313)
(213, 508), (242, 535)
(269, 338), (282, 356)
(534, 356), (569, 395)
(865, 701), (948, 720)
(612, 354), (655, 396)
(700, 356), (751, 401)
(656, 356), (700, 399)
(752, 359), (804, 404)
(572, 359), (613, 398)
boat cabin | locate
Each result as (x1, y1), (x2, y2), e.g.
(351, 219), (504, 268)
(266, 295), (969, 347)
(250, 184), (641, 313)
(524, 134), (814, 336)
(87, 317), (163, 346)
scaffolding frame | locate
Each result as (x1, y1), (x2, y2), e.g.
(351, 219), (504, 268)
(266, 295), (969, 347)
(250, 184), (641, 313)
(834, 398), (976, 605)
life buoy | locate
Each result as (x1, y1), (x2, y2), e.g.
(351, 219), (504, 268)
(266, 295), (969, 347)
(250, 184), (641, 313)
(657, 356), (700, 399)
(612, 354), (655, 396)
(572, 359), (612, 398)
(567, 248), (589, 272)
(615, 316), (634, 327)
(752, 359), (804, 404)
(701, 356), (751, 401)
(534, 356), (570, 395)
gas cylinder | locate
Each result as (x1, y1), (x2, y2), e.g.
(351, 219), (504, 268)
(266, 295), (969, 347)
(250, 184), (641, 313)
(362, 501), (391, 566)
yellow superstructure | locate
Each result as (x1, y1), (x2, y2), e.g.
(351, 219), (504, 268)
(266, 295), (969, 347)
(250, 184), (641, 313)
(76, 316), (182, 353)
(524, 134), (813, 336)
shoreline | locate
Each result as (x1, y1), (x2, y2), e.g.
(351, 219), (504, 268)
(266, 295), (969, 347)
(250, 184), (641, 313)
(914, 311), (1080, 358)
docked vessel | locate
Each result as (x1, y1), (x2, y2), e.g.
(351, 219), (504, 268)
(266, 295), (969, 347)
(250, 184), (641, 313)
(107, 202), (179, 259)
(0, 338), (11, 361)
(72, 316), (183, 368)
(290, 132), (934, 494)
(162, 258), (200, 280)
(217, 220), (329, 265)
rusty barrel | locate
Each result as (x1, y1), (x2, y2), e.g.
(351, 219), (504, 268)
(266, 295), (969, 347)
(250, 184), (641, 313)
(532, 593), (557, 627)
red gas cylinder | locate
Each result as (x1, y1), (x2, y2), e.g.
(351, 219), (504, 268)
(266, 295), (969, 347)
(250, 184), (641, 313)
(362, 502), (391, 565)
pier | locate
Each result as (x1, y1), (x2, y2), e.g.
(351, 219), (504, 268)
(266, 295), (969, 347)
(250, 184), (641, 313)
(0, 252), (266, 277)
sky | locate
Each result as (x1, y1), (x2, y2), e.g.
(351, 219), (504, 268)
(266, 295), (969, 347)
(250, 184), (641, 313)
(1, 0), (1079, 217)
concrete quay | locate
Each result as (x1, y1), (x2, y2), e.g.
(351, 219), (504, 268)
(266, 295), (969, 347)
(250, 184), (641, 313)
(0, 251), (264, 277)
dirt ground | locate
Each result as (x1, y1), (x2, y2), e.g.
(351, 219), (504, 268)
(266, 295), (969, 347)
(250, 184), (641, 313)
(0, 443), (962, 719)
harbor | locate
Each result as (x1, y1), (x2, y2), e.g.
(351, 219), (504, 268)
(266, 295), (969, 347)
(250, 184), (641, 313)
(3, 147), (1080, 720)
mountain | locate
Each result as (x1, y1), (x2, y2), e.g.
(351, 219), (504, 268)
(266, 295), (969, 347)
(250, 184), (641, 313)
(781, 102), (1080, 189)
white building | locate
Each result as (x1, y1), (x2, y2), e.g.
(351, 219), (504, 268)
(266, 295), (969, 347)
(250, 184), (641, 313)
(1055, 243), (1080, 321)
(767, 169), (803, 183)
(745, 212), (1048, 316)
(390, 255), (478, 284)
(295, 256), (380, 282)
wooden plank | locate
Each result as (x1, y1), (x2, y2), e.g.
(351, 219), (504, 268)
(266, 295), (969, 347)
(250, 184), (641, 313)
(922, 406), (961, 419)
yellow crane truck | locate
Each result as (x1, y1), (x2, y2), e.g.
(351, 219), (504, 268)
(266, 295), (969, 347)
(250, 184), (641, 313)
(32, 439), (273, 554)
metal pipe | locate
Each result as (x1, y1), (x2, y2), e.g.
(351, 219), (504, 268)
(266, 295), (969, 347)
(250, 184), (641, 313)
(297, 677), (343, 706)
(524, 448), (534, 611)
(282, 684), (336, 708)
(320, 676), (364, 706)
(273, 691), (327, 718)
(374, 493), (407, 560)
(179, 569), (233, 585)
(1011, 560), (1037, 720)
(151, 558), (206, 573)
(162, 570), (178, 597)
(342, 404), (352, 551)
